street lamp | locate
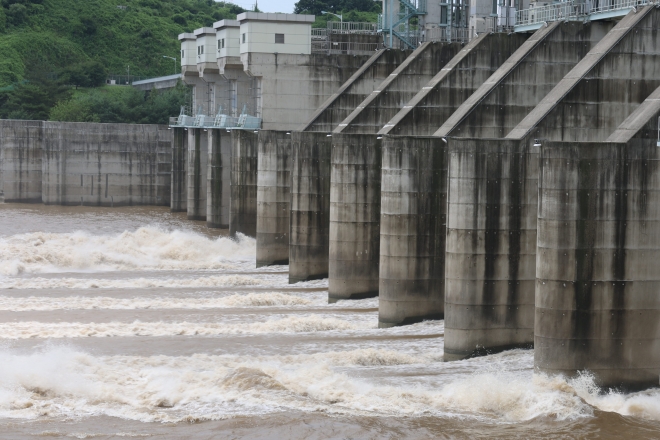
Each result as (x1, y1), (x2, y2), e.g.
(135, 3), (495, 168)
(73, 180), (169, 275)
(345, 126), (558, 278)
(163, 55), (177, 74)
(321, 10), (343, 26)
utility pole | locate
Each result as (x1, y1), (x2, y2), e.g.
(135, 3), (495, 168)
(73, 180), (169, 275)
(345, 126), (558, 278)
(126, 65), (130, 85)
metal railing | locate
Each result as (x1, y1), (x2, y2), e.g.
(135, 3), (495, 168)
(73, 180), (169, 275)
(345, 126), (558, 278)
(327, 21), (380, 34)
(311, 28), (328, 39)
(169, 105), (261, 130)
(516, 0), (649, 28)
(312, 41), (382, 54)
(426, 26), (472, 43)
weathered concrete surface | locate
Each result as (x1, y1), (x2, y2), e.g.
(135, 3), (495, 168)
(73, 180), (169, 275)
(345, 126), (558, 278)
(207, 129), (231, 228)
(170, 127), (187, 212)
(302, 50), (409, 133)
(508, 6), (660, 143)
(379, 33), (529, 136)
(379, 136), (447, 327)
(187, 129), (208, 220)
(256, 130), (292, 267)
(0, 120), (43, 203)
(444, 138), (536, 360)
(335, 42), (463, 135)
(242, 53), (375, 131)
(289, 131), (332, 283)
(229, 130), (258, 237)
(42, 122), (171, 206)
(328, 133), (382, 302)
(435, 21), (613, 138)
(536, 140), (660, 389)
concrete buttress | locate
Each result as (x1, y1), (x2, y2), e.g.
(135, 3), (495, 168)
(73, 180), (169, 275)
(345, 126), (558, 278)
(187, 128), (208, 220)
(229, 130), (258, 237)
(207, 129), (231, 228)
(171, 127), (187, 212)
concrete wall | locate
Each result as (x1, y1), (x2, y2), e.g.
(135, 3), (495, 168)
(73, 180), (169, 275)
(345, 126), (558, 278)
(329, 133), (382, 301)
(303, 49), (411, 133)
(509, 6), (660, 143)
(381, 33), (528, 136)
(0, 120), (43, 203)
(289, 131), (332, 283)
(187, 128), (208, 220)
(336, 42), (463, 134)
(379, 136), (447, 327)
(242, 53), (375, 130)
(256, 130), (292, 266)
(207, 129), (231, 228)
(229, 130), (258, 237)
(171, 127), (187, 212)
(444, 138), (536, 360)
(239, 13), (314, 55)
(536, 140), (660, 389)
(435, 21), (613, 138)
(42, 122), (171, 206)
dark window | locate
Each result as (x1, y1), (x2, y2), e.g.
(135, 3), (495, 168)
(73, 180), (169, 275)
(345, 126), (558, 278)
(440, 4), (448, 24)
(222, 38), (225, 48)
(218, 39), (221, 49)
(181, 50), (184, 58)
(242, 33), (246, 43)
(492, 0), (498, 15)
(275, 33), (284, 44)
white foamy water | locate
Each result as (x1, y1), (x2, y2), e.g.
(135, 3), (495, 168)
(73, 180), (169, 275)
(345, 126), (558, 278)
(0, 205), (658, 437)
(0, 227), (255, 276)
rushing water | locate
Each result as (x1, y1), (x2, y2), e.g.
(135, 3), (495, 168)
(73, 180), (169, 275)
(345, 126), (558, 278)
(0, 204), (659, 439)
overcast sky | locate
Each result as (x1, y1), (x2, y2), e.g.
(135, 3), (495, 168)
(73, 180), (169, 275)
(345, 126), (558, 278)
(227, 0), (298, 13)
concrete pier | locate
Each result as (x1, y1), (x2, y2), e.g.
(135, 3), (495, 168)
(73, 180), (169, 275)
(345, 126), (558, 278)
(207, 129), (231, 228)
(289, 131), (332, 283)
(170, 127), (187, 212)
(256, 130), (292, 267)
(444, 138), (536, 360)
(187, 128), (208, 220)
(229, 131), (258, 237)
(379, 136), (447, 327)
(328, 133), (382, 302)
(0, 120), (43, 203)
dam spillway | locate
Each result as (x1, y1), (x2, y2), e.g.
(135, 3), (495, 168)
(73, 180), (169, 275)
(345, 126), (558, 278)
(2, 7), (660, 391)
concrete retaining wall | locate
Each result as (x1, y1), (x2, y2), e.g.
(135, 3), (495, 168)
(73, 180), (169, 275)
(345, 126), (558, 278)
(289, 131), (332, 283)
(379, 136), (447, 327)
(256, 130), (292, 267)
(0, 120), (43, 203)
(229, 130), (258, 237)
(329, 133), (381, 301)
(42, 122), (171, 206)
(444, 138), (536, 360)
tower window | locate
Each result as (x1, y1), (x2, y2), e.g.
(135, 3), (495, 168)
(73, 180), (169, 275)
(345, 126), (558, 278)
(242, 33), (246, 43)
(275, 33), (284, 44)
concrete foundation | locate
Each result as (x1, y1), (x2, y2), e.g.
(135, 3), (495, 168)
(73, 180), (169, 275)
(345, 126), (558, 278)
(328, 133), (382, 302)
(187, 129), (208, 220)
(170, 127), (187, 212)
(379, 136), (447, 327)
(207, 129), (231, 228)
(444, 138), (536, 360)
(229, 130), (258, 237)
(256, 130), (292, 267)
(289, 131), (332, 283)
(42, 122), (171, 206)
(0, 120), (43, 203)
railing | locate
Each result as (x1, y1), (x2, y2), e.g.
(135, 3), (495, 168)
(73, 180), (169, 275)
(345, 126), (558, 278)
(657, 116), (660, 147)
(311, 28), (328, 39)
(327, 21), (380, 34)
(426, 26), (472, 43)
(312, 41), (381, 54)
(516, 0), (648, 28)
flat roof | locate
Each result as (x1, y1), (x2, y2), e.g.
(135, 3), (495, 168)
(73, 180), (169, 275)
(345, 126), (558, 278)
(237, 12), (315, 23)
(194, 27), (216, 37)
(214, 19), (240, 29)
(178, 33), (196, 41)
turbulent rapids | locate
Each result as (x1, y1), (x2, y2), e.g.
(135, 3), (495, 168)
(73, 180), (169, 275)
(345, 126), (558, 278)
(0, 205), (658, 438)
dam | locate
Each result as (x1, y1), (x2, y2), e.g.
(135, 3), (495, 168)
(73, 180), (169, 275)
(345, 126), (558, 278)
(2, 1), (660, 399)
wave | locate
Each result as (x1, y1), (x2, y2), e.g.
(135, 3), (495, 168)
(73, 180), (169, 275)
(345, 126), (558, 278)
(0, 227), (255, 276)
(0, 293), (312, 311)
(0, 316), (371, 339)
(0, 275), (265, 290)
(0, 347), (658, 424)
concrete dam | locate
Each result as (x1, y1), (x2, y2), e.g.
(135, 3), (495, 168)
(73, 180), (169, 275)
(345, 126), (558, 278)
(2, 6), (660, 391)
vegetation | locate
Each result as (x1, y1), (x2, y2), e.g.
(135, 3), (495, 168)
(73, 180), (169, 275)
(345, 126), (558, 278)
(293, 0), (381, 27)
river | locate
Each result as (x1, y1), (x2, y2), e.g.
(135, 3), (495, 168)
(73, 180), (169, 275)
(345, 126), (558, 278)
(0, 204), (658, 439)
